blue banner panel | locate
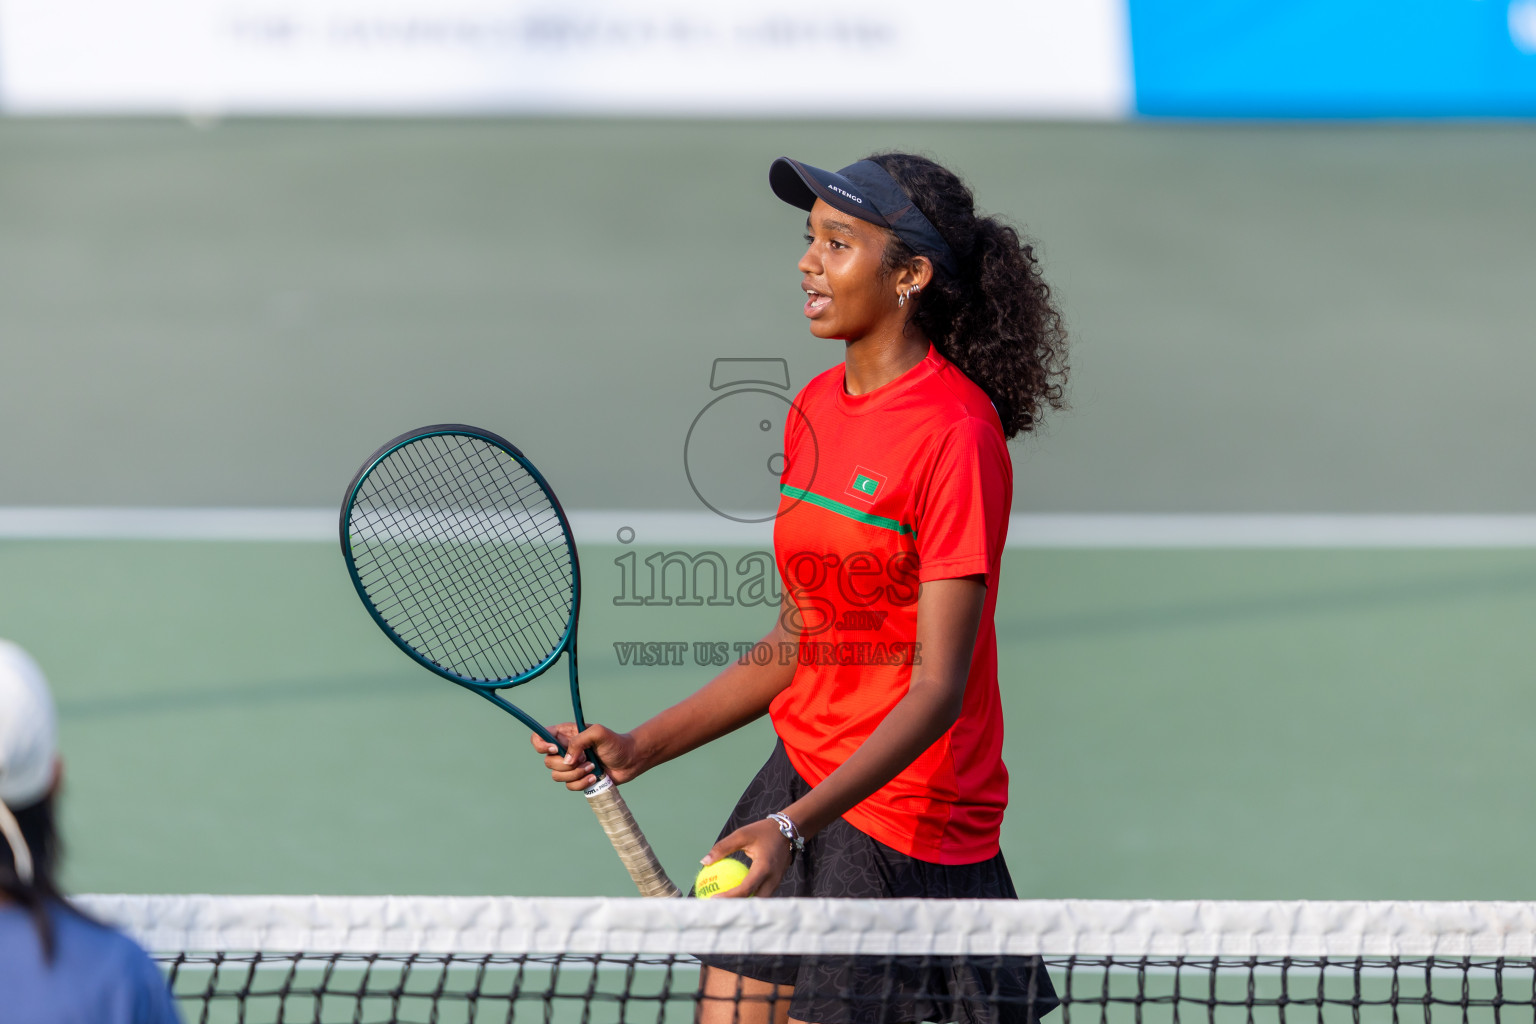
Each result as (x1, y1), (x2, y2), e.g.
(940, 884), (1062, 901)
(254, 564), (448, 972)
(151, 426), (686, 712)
(1129, 0), (1536, 117)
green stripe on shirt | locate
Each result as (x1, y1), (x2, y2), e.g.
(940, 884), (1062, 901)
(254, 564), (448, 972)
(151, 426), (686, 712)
(780, 484), (916, 537)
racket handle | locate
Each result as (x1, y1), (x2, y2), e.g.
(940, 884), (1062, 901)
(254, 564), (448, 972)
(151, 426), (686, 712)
(583, 777), (682, 898)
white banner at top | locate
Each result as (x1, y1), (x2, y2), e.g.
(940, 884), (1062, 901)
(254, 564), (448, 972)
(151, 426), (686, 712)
(0, 0), (1131, 117)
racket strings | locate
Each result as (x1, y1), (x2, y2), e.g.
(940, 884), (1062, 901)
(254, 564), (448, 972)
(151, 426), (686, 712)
(356, 450), (543, 674)
(359, 445), (567, 678)
(347, 433), (576, 682)
(370, 443), (538, 670)
(415, 435), (577, 669)
(406, 436), (574, 672)
(389, 437), (571, 676)
(356, 468), (494, 645)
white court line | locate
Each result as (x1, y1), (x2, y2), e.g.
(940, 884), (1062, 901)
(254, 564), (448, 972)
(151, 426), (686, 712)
(1006, 514), (1536, 548)
(4, 508), (1536, 547)
(0, 507), (336, 541)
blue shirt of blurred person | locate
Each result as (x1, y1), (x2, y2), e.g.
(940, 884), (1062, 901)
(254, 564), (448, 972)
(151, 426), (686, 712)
(0, 902), (181, 1024)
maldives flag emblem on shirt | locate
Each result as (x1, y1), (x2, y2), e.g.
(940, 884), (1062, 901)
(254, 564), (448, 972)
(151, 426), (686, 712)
(846, 466), (887, 504)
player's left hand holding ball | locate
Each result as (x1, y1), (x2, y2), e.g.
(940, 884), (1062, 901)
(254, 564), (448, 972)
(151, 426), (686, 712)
(700, 819), (792, 898)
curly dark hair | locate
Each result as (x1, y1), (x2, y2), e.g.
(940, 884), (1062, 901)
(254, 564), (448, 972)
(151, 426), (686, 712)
(867, 152), (1067, 438)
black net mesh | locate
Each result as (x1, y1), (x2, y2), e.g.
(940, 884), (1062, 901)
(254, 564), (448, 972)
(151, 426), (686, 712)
(155, 951), (1536, 1024)
(346, 432), (576, 682)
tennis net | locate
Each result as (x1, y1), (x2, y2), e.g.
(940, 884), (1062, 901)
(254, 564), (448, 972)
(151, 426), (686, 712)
(79, 895), (1536, 1024)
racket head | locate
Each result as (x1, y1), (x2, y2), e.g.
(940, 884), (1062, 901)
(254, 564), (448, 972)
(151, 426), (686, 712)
(340, 424), (581, 693)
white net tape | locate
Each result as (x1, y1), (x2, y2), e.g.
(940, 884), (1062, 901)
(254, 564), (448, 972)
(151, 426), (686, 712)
(77, 896), (1536, 959)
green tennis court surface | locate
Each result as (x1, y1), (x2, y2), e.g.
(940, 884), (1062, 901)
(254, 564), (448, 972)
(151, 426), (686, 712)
(4, 539), (1533, 900)
(2, 118), (1533, 903)
(2, 119), (1534, 514)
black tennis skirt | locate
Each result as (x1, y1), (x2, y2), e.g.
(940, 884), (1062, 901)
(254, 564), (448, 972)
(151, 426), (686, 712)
(696, 741), (1059, 1024)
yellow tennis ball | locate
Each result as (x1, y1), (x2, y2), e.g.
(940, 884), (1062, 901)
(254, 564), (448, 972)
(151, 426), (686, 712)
(695, 857), (751, 899)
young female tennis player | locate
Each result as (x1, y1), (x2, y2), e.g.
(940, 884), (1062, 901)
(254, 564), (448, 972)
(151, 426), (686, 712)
(533, 152), (1067, 1024)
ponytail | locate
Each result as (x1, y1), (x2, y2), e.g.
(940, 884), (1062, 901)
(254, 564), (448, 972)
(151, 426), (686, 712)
(1, 796), (65, 961)
(867, 152), (1067, 438)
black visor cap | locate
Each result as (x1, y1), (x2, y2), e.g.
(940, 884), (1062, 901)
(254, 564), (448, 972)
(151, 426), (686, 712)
(769, 156), (958, 280)
(769, 157), (890, 228)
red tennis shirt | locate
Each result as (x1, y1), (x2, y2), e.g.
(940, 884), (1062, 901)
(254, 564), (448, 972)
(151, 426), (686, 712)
(769, 345), (1013, 864)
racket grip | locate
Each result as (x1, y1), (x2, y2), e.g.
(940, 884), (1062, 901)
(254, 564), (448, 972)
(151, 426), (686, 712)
(584, 778), (682, 898)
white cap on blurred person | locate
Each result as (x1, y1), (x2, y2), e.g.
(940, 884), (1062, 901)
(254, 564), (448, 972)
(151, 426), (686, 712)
(0, 640), (57, 808)
(0, 640), (56, 885)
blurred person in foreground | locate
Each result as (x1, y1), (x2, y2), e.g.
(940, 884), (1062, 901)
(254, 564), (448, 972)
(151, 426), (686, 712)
(0, 639), (181, 1023)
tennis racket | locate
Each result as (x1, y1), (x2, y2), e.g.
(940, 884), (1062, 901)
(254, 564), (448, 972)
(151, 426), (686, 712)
(339, 423), (681, 898)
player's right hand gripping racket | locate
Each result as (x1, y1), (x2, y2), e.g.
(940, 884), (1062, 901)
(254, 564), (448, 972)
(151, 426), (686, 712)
(340, 424), (681, 898)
